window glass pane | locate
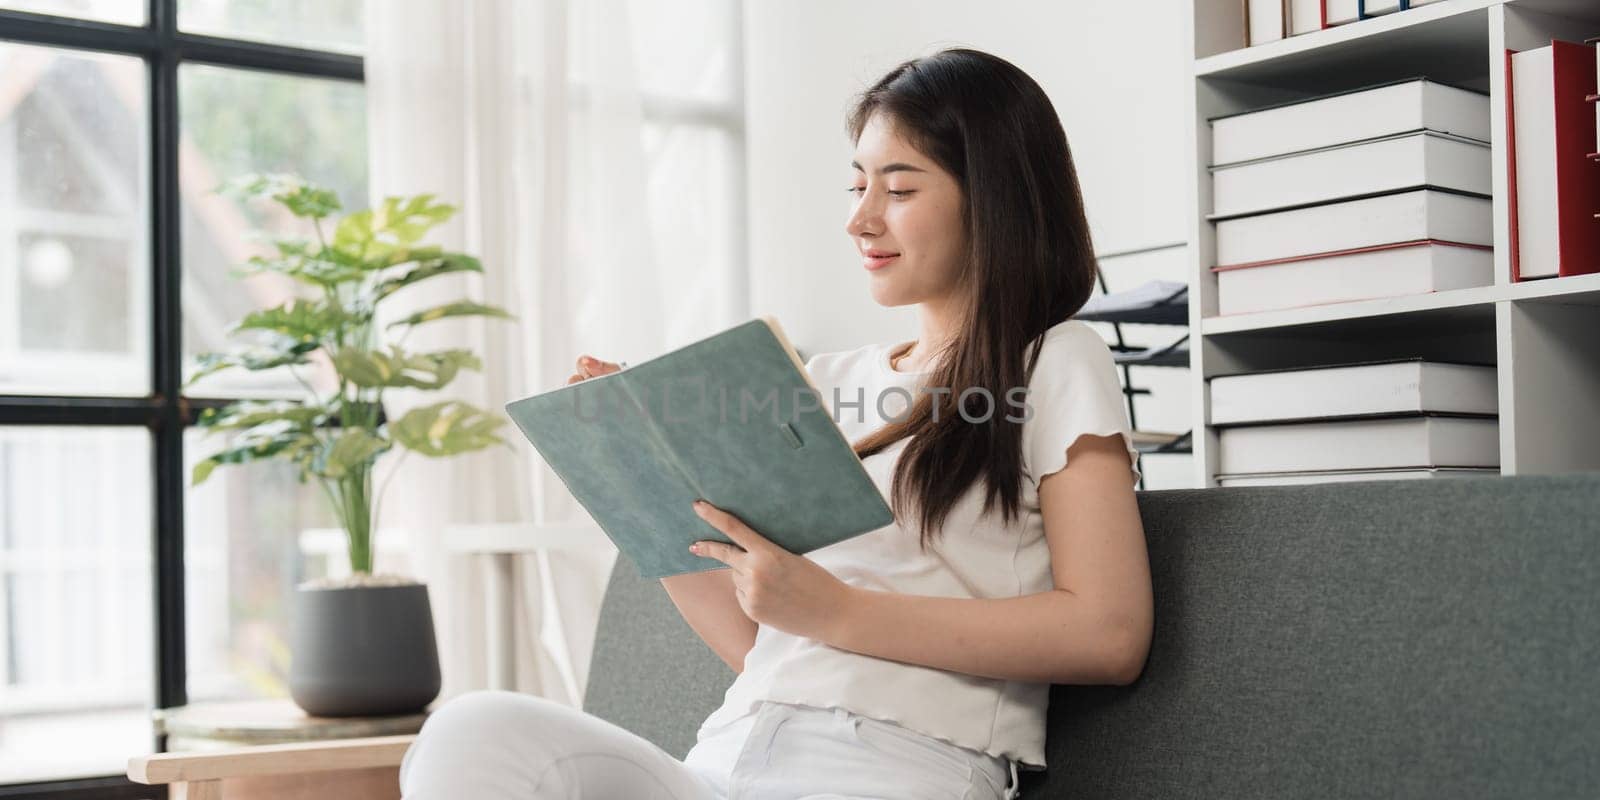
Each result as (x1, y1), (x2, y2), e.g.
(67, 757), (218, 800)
(0, 427), (153, 783)
(0, 0), (145, 25)
(178, 0), (363, 54)
(178, 64), (365, 400)
(623, 0), (736, 103)
(184, 429), (344, 703)
(0, 43), (149, 396)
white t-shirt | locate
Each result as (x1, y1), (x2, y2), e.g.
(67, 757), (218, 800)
(694, 318), (1141, 772)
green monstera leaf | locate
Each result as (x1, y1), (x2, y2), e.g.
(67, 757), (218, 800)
(191, 430), (319, 487)
(372, 253), (482, 301)
(185, 340), (320, 388)
(311, 428), (392, 480)
(331, 345), (481, 390)
(221, 173), (341, 219)
(232, 299), (353, 346)
(385, 300), (514, 329)
(238, 247), (369, 289)
(195, 400), (326, 432)
(333, 194), (457, 261)
(391, 400), (509, 457)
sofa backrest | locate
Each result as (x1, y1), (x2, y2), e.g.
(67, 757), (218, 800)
(584, 473), (1600, 798)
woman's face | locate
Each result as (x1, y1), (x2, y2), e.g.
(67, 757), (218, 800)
(845, 112), (966, 307)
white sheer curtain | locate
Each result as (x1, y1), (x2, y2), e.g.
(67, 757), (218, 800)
(363, 0), (745, 706)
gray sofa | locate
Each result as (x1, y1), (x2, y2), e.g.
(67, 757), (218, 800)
(583, 473), (1600, 798)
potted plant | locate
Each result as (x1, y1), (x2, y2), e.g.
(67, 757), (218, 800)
(189, 173), (515, 717)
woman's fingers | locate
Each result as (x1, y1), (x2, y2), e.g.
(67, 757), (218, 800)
(568, 355), (621, 387)
(577, 355), (623, 376)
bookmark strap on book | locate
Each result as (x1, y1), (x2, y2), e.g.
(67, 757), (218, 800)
(779, 422), (804, 449)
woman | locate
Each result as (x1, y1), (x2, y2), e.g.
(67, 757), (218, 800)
(400, 46), (1152, 800)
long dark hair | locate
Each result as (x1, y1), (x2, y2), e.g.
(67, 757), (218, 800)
(845, 47), (1100, 550)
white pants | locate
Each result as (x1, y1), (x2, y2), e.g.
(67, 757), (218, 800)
(399, 690), (1023, 799)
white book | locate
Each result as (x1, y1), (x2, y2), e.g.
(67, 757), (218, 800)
(1215, 189), (1492, 267)
(1211, 78), (1490, 167)
(1214, 240), (1492, 315)
(1326, 0), (1359, 24)
(1513, 46), (1559, 279)
(1289, 0), (1321, 35)
(1248, 0), (1286, 46)
(1211, 130), (1491, 219)
(1209, 359), (1498, 426)
(1217, 467), (1498, 487)
(1363, 0), (1402, 15)
(1217, 415), (1499, 474)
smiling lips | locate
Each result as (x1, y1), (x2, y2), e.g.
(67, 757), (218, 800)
(863, 250), (900, 270)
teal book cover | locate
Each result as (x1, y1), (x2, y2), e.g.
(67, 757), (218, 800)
(505, 317), (896, 579)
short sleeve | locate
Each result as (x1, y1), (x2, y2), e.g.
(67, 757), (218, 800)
(1018, 323), (1142, 489)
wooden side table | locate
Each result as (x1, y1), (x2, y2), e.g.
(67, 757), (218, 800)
(152, 700), (428, 800)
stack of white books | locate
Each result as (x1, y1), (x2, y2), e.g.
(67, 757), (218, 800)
(1209, 78), (1494, 316)
(1209, 358), (1500, 486)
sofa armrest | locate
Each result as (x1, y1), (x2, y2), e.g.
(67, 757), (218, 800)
(127, 734), (414, 799)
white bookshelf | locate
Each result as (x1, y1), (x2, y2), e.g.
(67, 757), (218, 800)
(1182, 0), (1600, 487)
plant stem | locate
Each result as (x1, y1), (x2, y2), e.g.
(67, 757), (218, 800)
(312, 216), (329, 252)
(287, 364), (321, 405)
(341, 464), (373, 574)
(369, 446), (410, 543)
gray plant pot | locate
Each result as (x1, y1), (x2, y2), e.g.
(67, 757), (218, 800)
(288, 582), (442, 717)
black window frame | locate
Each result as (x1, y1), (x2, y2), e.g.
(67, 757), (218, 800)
(0, 1), (362, 796)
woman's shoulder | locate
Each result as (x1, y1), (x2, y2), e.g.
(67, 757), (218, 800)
(1038, 317), (1103, 344)
(1031, 319), (1114, 368)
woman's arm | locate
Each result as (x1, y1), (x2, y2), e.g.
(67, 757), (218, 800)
(824, 433), (1153, 685)
(660, 569), (759, 674)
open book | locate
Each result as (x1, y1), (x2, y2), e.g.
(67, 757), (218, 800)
(505, 317), (895, 579)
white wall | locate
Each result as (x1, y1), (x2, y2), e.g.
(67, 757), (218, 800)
(741, 0), (1195, 487)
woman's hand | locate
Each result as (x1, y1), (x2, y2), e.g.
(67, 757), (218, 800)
(689, 500), (858, 643)
(567, 354), (621, 384)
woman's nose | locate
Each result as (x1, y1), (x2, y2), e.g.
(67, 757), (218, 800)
(846, 193), (883, 238)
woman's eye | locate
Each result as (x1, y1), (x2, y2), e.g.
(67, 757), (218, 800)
(845, 187), (914, 197)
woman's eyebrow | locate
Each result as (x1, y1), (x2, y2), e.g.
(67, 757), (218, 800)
(850, 161), (928, 175)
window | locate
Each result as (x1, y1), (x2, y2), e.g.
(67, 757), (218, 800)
(0, 0), (364, 791)
(0, 43), (148, 397)
(178, 64), (365, 398)
(0, 1), (144, 26)
(177, 0), (362, 54)
(0, 427), (152, 785)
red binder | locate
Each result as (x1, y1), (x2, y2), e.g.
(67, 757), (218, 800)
(1505, 40), (1600, 282)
